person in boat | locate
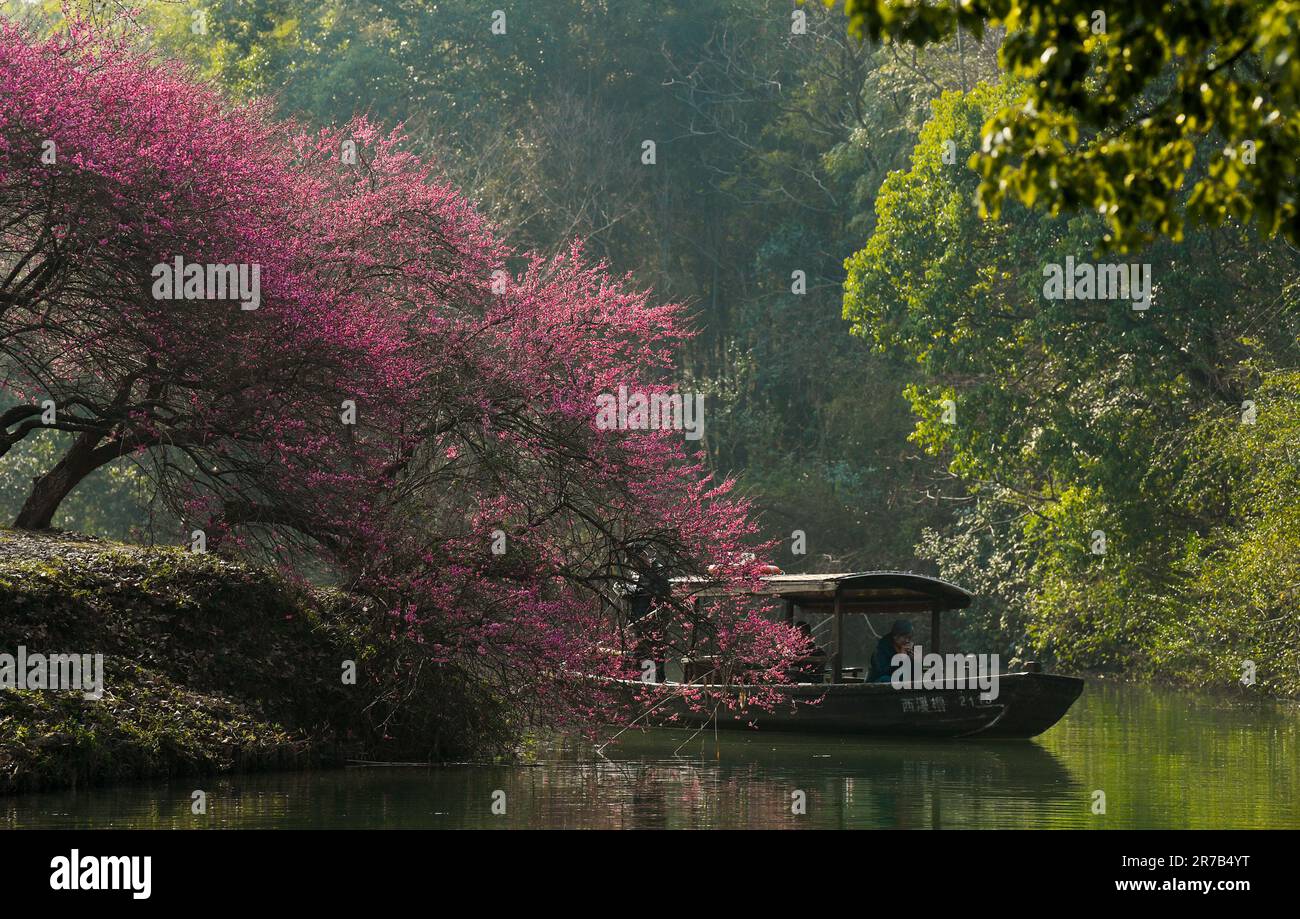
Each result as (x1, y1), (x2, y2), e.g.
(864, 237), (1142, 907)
(868, 619), (914, 683)
(790, 621), (827, 683)
(628, 562), (670, 684)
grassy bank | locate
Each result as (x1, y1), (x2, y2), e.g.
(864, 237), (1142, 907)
(0, 529), (501, 795)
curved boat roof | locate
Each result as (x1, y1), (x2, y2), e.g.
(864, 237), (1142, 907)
(674, 570), (973, 611)
(755, 571), (973, 611)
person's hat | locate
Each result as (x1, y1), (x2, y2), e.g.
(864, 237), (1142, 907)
(890, 619), (914, 636)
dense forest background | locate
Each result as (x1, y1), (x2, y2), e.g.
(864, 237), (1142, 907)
(4, 0), (1298, 695)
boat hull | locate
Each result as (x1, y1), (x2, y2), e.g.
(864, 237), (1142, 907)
(618, 672), (1083, 739)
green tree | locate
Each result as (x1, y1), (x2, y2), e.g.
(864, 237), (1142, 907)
(844, 79), (1300, 675)
(824, 0), (1300, 250)
(1157, 371), (1300, 696)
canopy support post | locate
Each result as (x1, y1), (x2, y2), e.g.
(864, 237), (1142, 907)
(831, 586), (843, 684)
(930, 605), (941, 655)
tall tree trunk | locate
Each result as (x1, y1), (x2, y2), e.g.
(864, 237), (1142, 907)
(13, 430), (118, 530)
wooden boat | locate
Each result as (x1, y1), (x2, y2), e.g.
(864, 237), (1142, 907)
(621, 571), (1083, 739)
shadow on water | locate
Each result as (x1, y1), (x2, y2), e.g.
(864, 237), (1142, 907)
(3, 681), (1298, 828)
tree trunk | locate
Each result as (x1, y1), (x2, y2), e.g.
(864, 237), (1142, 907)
(13, 431), (118, 530)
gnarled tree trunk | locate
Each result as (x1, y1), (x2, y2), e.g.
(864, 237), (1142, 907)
(13, 431), (119, 530)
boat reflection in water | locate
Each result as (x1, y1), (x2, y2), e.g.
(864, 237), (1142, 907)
(595, 728), (1081, 829)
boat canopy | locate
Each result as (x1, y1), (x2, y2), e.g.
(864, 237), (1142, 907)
(679, 571), (972, 612)
(668, 571), (972, 681)
(756, 571), (971, 612)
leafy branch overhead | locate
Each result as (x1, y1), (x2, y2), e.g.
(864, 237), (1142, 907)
(823, 0), (1300, 250)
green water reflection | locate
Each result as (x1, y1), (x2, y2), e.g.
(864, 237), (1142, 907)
(3, 682), (1297, 828)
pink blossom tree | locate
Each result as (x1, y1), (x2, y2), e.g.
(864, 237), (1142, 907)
(0, 19), (803, 738)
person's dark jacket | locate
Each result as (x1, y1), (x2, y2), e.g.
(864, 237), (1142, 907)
(868, 634), (904, 683)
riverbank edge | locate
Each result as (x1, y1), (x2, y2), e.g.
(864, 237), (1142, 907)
(1, 529), (415, 795)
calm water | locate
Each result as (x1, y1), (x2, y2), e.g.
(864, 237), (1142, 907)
(4, 682), (1298, 829)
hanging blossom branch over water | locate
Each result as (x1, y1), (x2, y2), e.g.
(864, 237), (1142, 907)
(0, 17), (808, 736)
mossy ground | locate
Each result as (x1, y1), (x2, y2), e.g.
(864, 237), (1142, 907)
(0, 529), (374, 794)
